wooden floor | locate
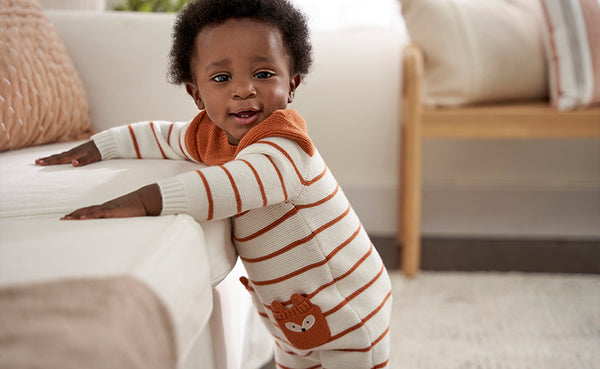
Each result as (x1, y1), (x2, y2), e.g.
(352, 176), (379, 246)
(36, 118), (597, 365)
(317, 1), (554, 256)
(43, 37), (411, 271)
(371, 236), (600, 274)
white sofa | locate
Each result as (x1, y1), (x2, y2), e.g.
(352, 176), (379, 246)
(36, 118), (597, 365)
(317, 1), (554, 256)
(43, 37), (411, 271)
(0, 8), (407, 369)
(0, 10), (271, 369)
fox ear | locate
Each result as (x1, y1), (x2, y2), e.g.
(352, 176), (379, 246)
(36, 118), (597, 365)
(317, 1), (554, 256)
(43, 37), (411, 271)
(290, 294), (306, 306)
(271, 301), (285, 313)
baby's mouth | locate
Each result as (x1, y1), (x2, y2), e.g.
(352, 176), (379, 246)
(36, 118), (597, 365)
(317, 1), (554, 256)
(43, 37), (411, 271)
(231, 110), (260, 125)
(233, 110), (258, 119)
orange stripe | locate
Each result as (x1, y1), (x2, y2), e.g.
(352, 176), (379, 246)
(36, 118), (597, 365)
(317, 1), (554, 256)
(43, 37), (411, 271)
(258, 140), (326, 186)
(296, 184), (339, 209)
(240, 159), (267, 207)
(276, 363), (320, 369)
(167, 123), (174, 144)
(266, 155), (287, 201)
(234, 185), (340, 243)
(334, 326), (390, 353)
(220, 165), (242, 214)
(178, 137), (188, 160)
(240, 205), (351, 263)
(323, 264), (385, 317)
(236, 207), (299, 241)
(323, 361), (388, 369)
(235, 210), (251, 218)
(373, 359), (390, 369)
(266, 241), (374, 309)
(306, 241), (373, 300)
(328, 290), (392, 342)
(149, 121), (168, 159)
(196, 170), (213, 220)
(177, 129), (192, 161)
(251, 223), (361, 286)
(127, 124), (141, 159)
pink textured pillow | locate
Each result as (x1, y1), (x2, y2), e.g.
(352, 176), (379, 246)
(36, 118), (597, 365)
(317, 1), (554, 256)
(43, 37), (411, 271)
(540, 0), (600, 110)
(0, 0), (92, 151)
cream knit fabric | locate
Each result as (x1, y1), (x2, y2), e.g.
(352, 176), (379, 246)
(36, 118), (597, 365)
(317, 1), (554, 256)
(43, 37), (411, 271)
(92, 110), (392, 368)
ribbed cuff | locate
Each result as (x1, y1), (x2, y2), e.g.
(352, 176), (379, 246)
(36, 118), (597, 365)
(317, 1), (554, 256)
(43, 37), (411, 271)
(157, 177), (189, 216)
(91, 130), (120, 160)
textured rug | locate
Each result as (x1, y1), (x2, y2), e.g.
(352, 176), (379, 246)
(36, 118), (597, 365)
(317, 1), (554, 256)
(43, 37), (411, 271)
(389, 272), (600, 369)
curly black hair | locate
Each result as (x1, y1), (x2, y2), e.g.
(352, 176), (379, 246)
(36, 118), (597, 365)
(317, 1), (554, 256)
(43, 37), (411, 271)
(168, 0), (313, 85)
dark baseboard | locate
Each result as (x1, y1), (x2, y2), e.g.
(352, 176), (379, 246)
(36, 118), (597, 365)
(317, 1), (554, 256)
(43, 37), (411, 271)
(370, 236), (600, 274)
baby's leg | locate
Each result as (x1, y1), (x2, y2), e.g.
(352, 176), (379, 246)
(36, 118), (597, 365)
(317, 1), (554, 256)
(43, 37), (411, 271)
(318, 328), (390, 369)
(273, 339), (322, 369)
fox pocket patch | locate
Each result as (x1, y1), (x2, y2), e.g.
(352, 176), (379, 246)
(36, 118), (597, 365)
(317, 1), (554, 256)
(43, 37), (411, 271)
(271, 294), (331, 350)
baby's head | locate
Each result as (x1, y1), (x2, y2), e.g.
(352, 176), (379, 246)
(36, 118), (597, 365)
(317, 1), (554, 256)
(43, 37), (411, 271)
(169, 0), (313, 144)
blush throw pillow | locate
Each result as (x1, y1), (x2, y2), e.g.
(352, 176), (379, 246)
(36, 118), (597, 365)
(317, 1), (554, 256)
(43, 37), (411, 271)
(400, 0), (548, 107)
(540, 0), (600, 110)
(0, 0), (92, 151)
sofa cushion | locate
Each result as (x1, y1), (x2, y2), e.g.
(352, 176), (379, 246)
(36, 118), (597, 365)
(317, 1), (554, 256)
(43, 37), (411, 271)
(540, 0), (600, 110)
(0, 0), (92, 151)
(46, 11), (198, 133)
(400, 0), (548, 107)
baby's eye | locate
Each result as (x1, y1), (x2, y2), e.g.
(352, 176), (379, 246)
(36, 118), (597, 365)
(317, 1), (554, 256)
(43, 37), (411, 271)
(254, 71), (273, 79)
(212, 74), (231, 83)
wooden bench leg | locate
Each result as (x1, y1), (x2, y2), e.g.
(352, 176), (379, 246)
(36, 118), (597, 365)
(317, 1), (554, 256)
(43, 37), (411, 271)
(399, 123), (422, 277)
(398, 43), (424, 277)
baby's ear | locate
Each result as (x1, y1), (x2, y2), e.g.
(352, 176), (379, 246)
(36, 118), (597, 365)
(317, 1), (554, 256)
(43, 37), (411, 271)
(287, 74), (302, 103)
(185, 82), (205, 110)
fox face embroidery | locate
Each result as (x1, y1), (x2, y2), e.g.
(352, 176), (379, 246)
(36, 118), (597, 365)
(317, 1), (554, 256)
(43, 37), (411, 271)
(271, 294), (331, 350)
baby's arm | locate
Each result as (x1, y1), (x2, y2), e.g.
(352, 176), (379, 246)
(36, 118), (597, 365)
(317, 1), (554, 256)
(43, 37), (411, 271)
(158, 138), (306, 221)
(35, 120), (193, 167)
(60, 137), (306, 221)
(37, 120), (193, 219)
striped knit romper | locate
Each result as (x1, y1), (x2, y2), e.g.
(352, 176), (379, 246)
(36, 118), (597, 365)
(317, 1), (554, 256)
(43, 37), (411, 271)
(92, 109), (392, 369)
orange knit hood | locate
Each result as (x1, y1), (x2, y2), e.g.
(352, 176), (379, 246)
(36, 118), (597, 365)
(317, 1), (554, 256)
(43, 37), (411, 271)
(184, 109), (314, 166)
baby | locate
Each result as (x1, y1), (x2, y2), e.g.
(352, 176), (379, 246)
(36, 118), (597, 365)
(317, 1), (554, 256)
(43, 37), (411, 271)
(37, 0), (392, 367)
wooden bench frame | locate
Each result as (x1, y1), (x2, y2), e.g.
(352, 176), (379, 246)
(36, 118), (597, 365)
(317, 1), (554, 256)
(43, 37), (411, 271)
(397, 44), (600, 277)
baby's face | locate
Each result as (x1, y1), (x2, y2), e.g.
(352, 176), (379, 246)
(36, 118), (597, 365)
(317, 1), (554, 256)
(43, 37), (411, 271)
(186, 18), (300, 145)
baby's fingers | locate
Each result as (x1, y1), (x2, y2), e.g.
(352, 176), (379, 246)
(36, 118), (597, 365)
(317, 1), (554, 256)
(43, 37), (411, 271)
(70, 149), (100, 167)
(35, 151), (77, 166)
(62, 199), (147, 220)
(35, 141), (100, 167)
(61, 206), (107, 220)
(61, 205), (130, 220)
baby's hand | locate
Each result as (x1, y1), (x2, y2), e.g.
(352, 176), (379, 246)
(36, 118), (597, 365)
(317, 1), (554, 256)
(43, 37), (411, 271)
(62, 184), (162, 220)
(35, 141), (101, 167)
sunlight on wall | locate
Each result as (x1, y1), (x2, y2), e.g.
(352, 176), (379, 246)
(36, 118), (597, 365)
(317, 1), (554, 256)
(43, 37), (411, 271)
(292, 0), (404, 30)
(42, 0), (406, 31)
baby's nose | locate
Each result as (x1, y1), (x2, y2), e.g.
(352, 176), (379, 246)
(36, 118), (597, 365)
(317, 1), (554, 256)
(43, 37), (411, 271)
(233, 80), (257, 99)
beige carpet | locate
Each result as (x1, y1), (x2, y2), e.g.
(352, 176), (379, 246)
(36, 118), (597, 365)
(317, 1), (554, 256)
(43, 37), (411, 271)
(389, 272), (600, 369)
